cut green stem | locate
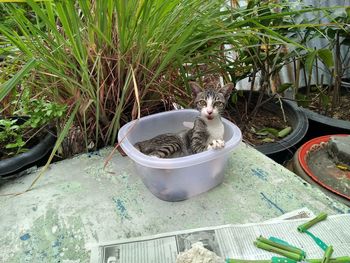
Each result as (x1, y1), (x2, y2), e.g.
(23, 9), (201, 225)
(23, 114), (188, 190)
(308, 256), (350, 263)
(321, 246), (334, 263)
(225, 260), (271, 263)
(297, 212), (328, 232)
(226, 257), (350, 263)
(254, 241), (303, 261)
(256, 236), (305, 258)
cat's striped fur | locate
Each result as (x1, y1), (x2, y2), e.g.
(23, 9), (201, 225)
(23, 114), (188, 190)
(134, 81), (234, 158)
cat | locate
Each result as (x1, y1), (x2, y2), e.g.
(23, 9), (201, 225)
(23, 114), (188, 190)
(134, 81), (234, 158)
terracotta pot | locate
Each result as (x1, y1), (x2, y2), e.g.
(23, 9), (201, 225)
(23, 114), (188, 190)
(291, 135), (350, 207)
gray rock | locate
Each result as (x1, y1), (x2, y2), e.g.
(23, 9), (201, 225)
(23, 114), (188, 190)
(327, 135), (350, 166)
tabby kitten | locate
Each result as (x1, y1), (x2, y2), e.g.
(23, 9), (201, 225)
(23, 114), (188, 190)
(134, 81), (234, 158)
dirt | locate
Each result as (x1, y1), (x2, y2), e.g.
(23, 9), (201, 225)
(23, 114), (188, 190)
(299, 86), (350, 121)
(307, 93), (350, 121)
(225, 98), (291, 146)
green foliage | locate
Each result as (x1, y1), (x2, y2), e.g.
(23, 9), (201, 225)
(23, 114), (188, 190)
(317, 49), (334, 69)
(304, 49), (334, 75)
(255, 126), (292, 143)
(0, 119), (26, 153)
(292, 5), (349, 115)
(14, 89), (66, 129)
(1, 0), (345, 154)
(0, 86), (66, 158)
(0, 59), (37, 102)
(0, 0), (233, 148)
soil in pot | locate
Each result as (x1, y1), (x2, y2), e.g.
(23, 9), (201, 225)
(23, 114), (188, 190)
(296, 85), (350, 122)
(225, 92), (293, 147)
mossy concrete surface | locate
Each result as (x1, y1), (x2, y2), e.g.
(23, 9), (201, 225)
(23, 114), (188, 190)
(0, 144), (349, 263)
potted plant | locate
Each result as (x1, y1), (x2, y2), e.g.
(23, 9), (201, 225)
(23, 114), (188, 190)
(0, 0), (341, 167)
(213, 0), (311, 163)
(0, 0), (239, 157)
(291, 6), (350, 139)
(0, 86), (65, 179)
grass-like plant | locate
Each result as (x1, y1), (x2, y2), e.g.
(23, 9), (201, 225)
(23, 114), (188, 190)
(0, 0), (342, 155)
(1, 0), (346, 193)
(0, 0), (238, 153)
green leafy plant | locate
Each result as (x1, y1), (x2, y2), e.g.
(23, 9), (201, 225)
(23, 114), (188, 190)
(293, 6), (350, 119)
(1, 0), (346, 154)
(0, 0), (236, 154)
(0, 86), (66, 159)
(14, 88), (66, 129)
(222, 0), (323, 144)
(0, 119), (26, 156)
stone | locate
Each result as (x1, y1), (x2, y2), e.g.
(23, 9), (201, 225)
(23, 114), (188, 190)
(327, 135), (350, 166)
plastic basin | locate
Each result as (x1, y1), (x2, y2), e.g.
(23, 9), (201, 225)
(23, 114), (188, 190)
(118, 109), (242, 201)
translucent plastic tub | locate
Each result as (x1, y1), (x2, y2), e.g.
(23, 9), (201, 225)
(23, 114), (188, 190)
(118, 109), (242, 201)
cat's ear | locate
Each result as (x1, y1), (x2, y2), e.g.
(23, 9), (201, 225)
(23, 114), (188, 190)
(219, 83), (234, 100)
(189, 81), (202, 96)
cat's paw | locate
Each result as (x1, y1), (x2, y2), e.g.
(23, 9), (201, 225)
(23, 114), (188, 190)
(207, 139), (225, 150)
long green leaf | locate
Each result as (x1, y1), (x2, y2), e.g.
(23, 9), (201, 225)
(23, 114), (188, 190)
(27, 101), (81, 191)
(0, 58), (37, 101)
(317, 48), (334, 69)
(305, 50), (317, 74)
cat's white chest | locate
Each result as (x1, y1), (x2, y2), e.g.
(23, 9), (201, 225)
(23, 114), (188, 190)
(206, 119), (224, 141)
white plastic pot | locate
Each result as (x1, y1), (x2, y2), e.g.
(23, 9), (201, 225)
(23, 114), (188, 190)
(118, 109), (242, 201)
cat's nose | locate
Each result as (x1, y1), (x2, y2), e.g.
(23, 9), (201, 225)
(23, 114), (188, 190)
(207, 109), (213, 115)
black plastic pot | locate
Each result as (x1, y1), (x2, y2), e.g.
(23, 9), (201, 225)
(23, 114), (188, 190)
(299, 108), (350, 140)
(254, 99), (309, 164)
(231, 92), (309, 164)
(0, 119), (57, 179)
(295, 86), (350, 141)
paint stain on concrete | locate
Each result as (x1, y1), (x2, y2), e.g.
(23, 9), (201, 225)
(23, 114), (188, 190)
(87, 150), (101, 158)
(20, 233), (31, 241)
(260, 192), (285, 214)
(7, 208), (89, 263)
(251, 168), (268, 181)
(112, 197), (131, 220)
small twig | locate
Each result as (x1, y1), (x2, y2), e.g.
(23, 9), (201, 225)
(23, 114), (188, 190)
(277, 96), (287, 123)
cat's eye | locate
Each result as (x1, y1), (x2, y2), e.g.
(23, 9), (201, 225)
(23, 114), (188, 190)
(198, 100), (207, 107)
(214, 101), (224, 107)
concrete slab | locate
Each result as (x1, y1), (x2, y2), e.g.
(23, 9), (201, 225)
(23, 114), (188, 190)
(0, 143), (349, 263)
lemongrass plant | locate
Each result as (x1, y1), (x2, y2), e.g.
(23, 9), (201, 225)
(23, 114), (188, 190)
(0, 0), (340, 157)
(0, 0), (236, 153)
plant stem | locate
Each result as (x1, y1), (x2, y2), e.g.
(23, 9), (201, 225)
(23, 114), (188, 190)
(254, 241), (302, 261)
(332, 31), (341, 114)
(321, 246), (334, 263)
(297, 212), (328, 232)
(256, 236), (304, 256)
